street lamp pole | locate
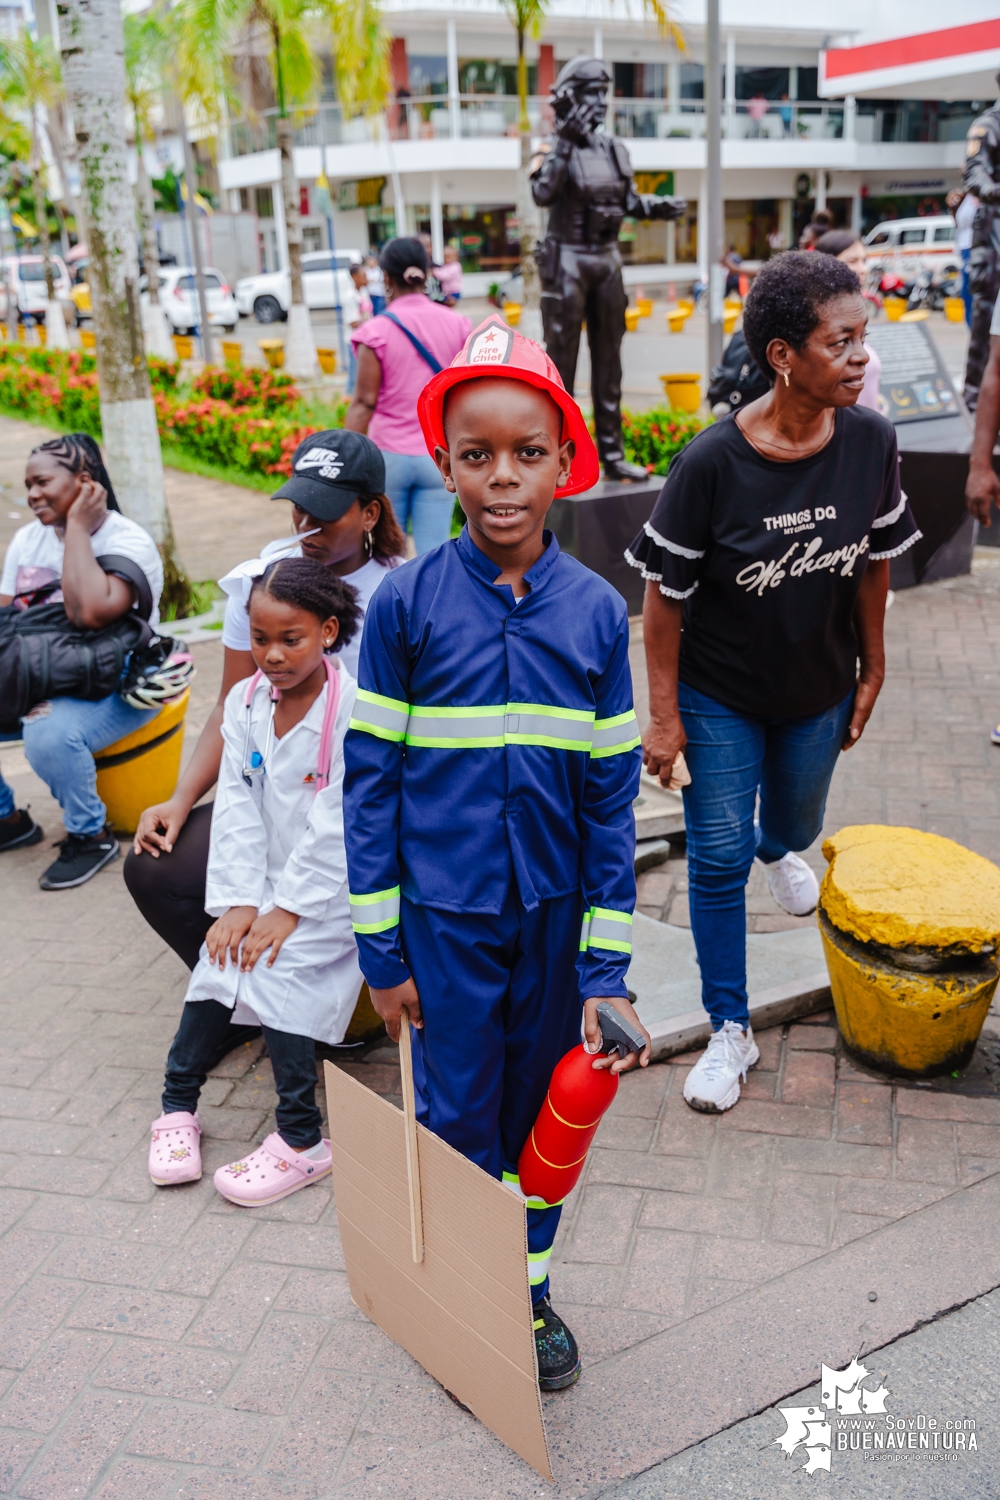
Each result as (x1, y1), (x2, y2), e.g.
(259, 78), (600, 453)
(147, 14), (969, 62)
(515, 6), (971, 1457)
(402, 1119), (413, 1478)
(705, 0), (723, 372)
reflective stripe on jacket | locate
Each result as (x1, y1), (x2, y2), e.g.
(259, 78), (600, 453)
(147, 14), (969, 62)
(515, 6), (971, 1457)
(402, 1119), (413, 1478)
(343, 527), (641, 994)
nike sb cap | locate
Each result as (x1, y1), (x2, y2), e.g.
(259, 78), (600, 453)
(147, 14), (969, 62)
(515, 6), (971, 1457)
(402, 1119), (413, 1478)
(417, 316), (600, 496)
(271, 430), (385, 519)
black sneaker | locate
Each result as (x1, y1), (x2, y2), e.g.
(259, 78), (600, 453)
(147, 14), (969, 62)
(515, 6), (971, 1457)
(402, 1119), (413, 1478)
(39, 827), (120, 890)
(533, 1294), (581, 1391)
(0, 809), (43, 853)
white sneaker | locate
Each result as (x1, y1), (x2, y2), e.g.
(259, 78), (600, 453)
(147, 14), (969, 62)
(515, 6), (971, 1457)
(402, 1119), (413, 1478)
(756, 851), (819, 916)
(683, 1021), (760, 1113)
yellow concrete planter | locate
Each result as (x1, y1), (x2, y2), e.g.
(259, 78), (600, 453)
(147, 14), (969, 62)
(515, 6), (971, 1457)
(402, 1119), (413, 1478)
(677, 297), (694, 316)
(258, 338), (285, 369)
(95, 690), (189, 835)
(343, 982), (385, 1045)
(666, 310), (689, 333)
(944, 296), (966, 323)
(723, 309), (740, 335)
(884, 298), (906, 322)
(659, 372), (701, 412)
(636, 297), (653, 318)
(818, 912), (998, 1078)
(502, 302), (522, 327)
(79, 327), (96, 351)
(625, 306), (641, 332)
(172, 333), (195, 361)
(316, 347), (337, 375)
(36, 325), (47, 348)
(221, 339), (243, 370)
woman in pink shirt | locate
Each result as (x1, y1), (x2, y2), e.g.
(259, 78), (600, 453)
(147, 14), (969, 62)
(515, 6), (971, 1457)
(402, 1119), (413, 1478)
(345, 238), (471, 553)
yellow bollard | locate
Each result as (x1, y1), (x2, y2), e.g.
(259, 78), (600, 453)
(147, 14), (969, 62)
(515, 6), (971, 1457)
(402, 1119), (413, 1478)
(316, 347), (337, 375)
(258, 337), (285, 369)
(625, 306), (641, 332)
(79, 327), (96, 352)
(666, 309), (689, 333)
(172, 333), (195, 361)
(95, 689), (190, 835)
(16, 323), (26, 344)
(723, 308), (739, 335)
(502, 302), (522, 327)
(659, 373), (701, 412)
(944, 296), (966, 323)
(221, 339), (243, 370)
(819, 825), (1000, 1077)
(636, 297), (653, 319)
(677, 297), (694, 316)
(36, 324), (47, 348)
(884, 297), (906, 322)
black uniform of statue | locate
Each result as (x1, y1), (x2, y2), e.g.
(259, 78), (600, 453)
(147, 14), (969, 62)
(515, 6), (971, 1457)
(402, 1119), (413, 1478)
(531, 57), (686, 481)
(962, 81), (1000, 410)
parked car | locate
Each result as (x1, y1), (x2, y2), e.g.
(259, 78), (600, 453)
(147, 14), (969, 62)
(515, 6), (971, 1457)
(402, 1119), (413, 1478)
(0, 255), (72, 321)
(235, 250), (364, 323)
(152, 265), (240, 334)
(864, 216), (959, 279)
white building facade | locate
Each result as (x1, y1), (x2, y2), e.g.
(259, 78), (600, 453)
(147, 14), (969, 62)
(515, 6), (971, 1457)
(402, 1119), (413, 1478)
(213, 0), (1000, 283)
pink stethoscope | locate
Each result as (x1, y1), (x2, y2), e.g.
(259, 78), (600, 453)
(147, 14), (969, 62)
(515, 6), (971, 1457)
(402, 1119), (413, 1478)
(241, 656), (341, 792)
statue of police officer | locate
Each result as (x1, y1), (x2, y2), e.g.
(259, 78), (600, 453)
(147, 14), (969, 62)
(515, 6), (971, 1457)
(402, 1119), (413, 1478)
(530, 56), (686, 482)
(962, 76), (1000, 410)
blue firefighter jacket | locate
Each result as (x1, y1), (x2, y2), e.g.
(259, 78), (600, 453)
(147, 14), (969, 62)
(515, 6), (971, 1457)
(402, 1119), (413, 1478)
(342, 526), (642, 997)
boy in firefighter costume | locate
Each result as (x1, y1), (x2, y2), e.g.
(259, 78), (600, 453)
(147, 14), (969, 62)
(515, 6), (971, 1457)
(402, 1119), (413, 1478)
(343, 317), (651, 1391)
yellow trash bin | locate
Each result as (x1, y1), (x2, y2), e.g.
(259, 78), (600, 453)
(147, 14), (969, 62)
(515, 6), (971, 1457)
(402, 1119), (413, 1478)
(95, 689), (190, 835)
(723, 308), (740, 335)
(221, 339), (243, 370)
(636, 297), (653, 319)
(502, 302), (522, 327)
(944, 296), (966, 323)
(659, 373), (701, 412)
(884, 297), (906, 322)
(819, 824), (1000, 1077)
(677, 297), (695, 316)
(79, 327), (96, 352)
(316, 347), (337, 375)
(172, 333), (195, 361)
(258, 338), (285, 369)
(624, 306), (641, 332)
(666, 309), (689, 333)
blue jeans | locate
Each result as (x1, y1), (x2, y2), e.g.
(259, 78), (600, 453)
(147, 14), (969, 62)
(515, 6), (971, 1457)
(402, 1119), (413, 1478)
(961, 247), (973, 328)
(382, 451), (454, 555)
(346, 342), (357, 395)
(678, 682), (854, 1030)
(0, 694), (156, 836)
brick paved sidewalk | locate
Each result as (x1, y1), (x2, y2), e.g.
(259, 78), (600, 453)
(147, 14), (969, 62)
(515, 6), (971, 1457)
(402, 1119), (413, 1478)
(0, 560), (999, 1495)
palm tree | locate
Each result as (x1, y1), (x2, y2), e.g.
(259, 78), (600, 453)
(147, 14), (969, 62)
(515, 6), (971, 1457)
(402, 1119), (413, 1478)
(59, 0), (190, 614)
(123, 8), (173, 359)
(0, 33), (69, 347)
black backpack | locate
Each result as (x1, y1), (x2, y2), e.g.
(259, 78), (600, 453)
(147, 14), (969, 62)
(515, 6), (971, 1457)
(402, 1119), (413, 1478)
(0, 554), (158, 732)
(707, 330), (770, 411)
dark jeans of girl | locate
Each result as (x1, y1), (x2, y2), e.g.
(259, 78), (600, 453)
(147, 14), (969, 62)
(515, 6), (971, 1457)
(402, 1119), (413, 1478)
(163, 1000), (323, 1149)
(678, 682), (854, 1031)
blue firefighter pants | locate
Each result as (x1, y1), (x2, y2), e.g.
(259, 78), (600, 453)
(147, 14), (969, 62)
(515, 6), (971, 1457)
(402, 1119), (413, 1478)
(400, 887), (585, 1303)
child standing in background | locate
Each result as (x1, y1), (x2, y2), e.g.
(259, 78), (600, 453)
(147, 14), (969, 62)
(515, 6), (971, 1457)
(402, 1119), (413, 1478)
(437, 245), (464, 306)
(149, 558), (361, 1207)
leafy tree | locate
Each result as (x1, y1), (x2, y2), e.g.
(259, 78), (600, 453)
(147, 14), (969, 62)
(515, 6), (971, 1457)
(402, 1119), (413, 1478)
(0, 33), (63, 301)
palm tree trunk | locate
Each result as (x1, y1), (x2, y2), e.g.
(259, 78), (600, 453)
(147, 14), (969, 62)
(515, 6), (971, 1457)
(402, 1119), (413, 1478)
(515, 28), (542, 341)
(134, 128), (160, 305)
(179, 116), (213, 366)
(58, 0), (189, 610)
(31, 114), (55, 302)
(276, 110), (317, 378)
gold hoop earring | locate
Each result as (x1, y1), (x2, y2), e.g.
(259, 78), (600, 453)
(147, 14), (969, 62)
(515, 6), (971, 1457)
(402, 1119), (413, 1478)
(782, 371), (790, 388)
(364, 529), (373, 558)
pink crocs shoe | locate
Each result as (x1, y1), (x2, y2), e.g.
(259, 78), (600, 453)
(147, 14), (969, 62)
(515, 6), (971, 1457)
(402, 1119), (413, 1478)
(149, 1111), (202, 1186)
(214, 1132), (332, 1207)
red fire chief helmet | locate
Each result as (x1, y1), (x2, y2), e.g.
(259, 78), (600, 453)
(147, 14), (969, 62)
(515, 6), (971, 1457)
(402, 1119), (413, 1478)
(417, 315), (601, 497)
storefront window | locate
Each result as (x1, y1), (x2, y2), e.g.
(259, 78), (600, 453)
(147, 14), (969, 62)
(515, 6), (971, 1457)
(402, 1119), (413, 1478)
(408, 56), (448, 95)
(410, 203), (519, 272)
(459, 60), (536, 95)
(613, 63), (666, 98)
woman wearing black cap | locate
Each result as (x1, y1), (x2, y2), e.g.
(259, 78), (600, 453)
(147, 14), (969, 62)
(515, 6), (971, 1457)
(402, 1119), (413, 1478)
(123, 430), (406, 973)
(345, 236), (470, 554)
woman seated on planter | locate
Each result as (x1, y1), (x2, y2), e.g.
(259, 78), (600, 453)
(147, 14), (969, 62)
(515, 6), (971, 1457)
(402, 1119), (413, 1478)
(0, 433), (163, 890)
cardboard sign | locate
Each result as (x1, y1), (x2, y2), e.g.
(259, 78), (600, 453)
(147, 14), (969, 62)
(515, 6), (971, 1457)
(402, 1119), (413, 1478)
(324, 1058), (554, 1480)
(864, 322), (961, 425)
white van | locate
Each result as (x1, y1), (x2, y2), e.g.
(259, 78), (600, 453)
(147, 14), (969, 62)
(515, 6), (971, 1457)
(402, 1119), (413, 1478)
(864, 216), (958, 273)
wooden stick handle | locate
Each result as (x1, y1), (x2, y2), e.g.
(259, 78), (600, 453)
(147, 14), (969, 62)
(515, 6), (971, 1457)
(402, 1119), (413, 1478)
(397, 1017), (424, 1264)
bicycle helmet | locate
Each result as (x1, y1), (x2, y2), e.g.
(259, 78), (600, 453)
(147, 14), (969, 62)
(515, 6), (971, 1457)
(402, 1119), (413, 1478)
(119, 639), (196, 709)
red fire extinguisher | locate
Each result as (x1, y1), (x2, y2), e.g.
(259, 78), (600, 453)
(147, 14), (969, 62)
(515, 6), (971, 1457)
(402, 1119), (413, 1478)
(518, 1003), (646, 1204)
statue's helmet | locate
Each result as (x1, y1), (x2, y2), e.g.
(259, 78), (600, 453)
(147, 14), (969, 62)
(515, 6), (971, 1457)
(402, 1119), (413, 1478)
(552, 55), (612, 107)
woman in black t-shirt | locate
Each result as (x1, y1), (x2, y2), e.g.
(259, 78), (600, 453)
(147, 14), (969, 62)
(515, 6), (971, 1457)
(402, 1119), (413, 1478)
(628, 252), (919, 1116)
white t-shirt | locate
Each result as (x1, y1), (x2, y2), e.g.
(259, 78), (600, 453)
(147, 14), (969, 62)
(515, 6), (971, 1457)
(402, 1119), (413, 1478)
(0, 511), (164, 627)
(219, 536), (400, 681)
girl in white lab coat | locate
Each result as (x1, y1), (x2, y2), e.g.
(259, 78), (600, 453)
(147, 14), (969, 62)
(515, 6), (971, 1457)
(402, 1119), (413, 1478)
(149, 557), (362, 1207)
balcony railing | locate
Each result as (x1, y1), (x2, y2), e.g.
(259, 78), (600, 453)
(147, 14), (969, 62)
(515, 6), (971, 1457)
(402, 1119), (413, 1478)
(226, 96), (979, 158)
